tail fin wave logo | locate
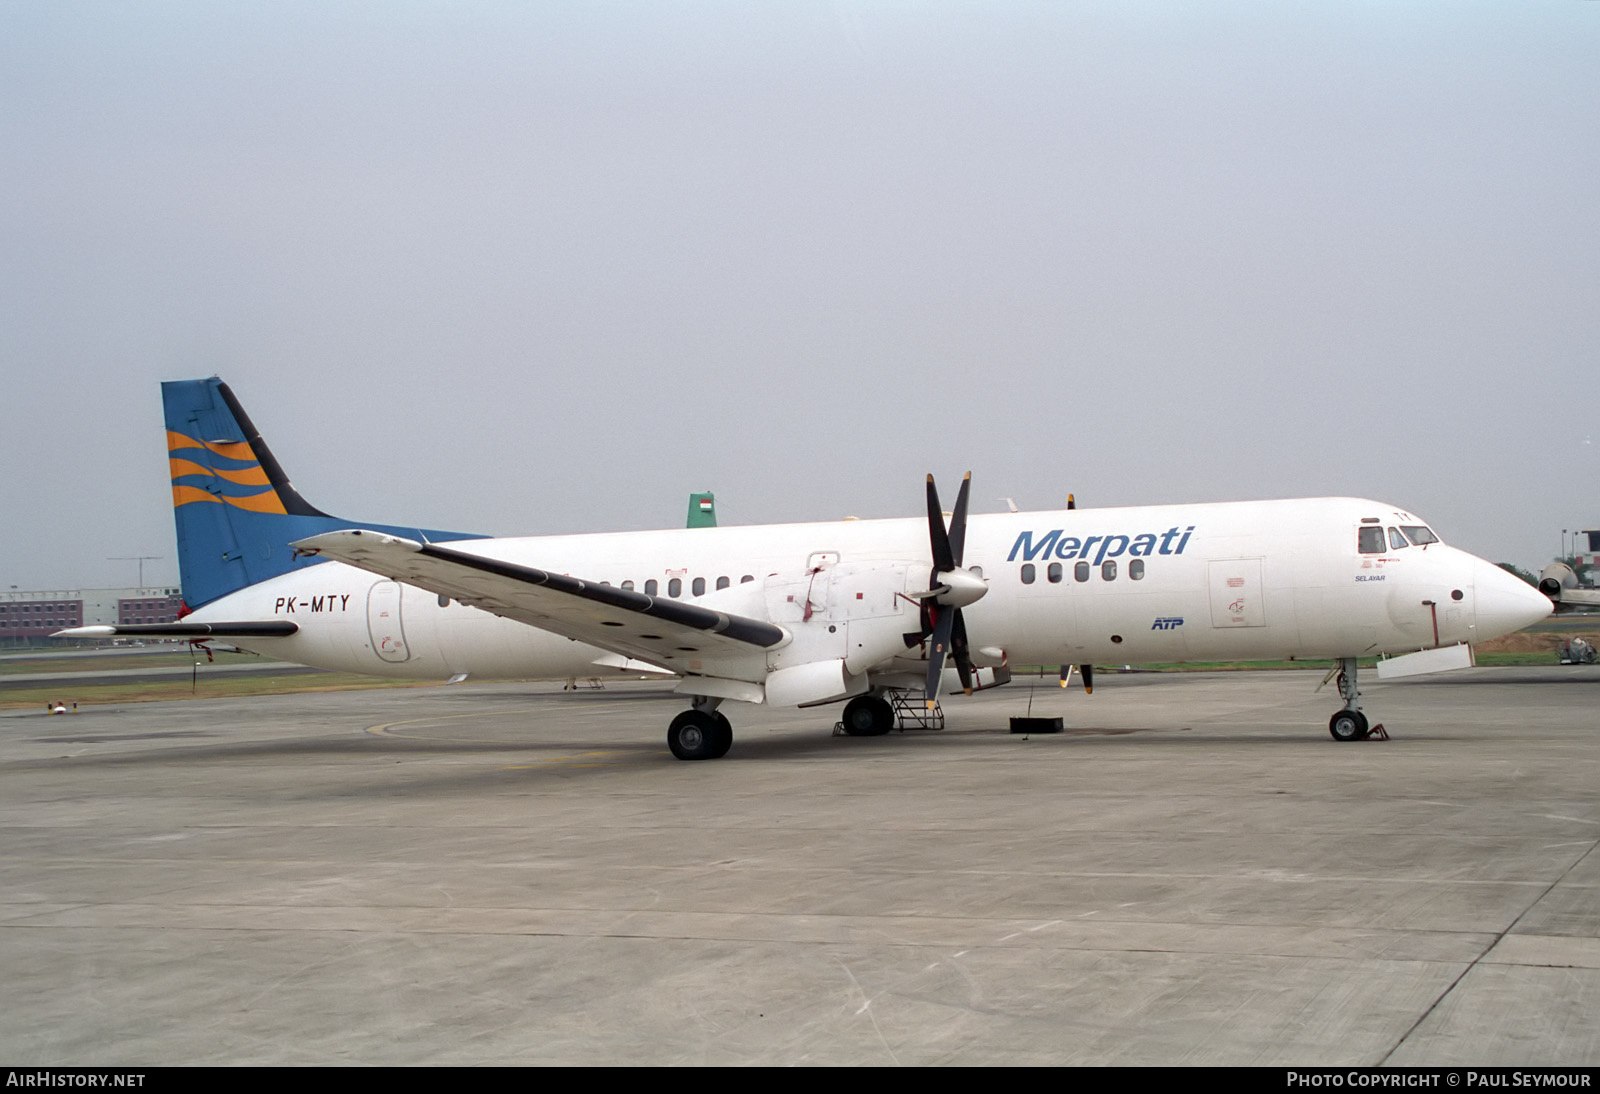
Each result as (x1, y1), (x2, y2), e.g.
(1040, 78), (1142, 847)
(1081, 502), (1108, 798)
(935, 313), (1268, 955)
(167, 430), (287, 515)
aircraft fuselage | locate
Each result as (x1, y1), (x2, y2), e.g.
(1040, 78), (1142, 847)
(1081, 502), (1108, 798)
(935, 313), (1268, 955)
(187, 496), (1538, 683)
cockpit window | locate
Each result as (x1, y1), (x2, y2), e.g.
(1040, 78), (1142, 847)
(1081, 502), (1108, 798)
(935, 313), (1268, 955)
(1400, 525), (1438, 546)
(1388, 527), (1408, 551)
(1358, 526), (1386, 554)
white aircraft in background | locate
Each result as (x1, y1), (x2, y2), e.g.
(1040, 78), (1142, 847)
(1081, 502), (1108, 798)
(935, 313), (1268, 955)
(1539, 561), (1600, 610)
(59, 378), (1552, 760)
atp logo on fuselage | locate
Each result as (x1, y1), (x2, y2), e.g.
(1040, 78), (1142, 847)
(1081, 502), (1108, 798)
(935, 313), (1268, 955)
(1006, 526), (1196, 565)
(1151, 617), (1184, 631)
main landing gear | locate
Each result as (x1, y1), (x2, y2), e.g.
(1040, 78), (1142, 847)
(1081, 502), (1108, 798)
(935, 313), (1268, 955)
(668, 697), (732, 761)
(1325, 657), (1386, 741)
(840, 694), (895, 737)
(668, 692), (901, 759)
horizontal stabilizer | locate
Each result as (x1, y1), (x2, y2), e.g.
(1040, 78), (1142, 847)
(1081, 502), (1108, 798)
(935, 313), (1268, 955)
(54, 622), (300, 639)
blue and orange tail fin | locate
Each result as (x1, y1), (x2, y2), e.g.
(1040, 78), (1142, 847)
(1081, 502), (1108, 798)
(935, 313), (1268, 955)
(163, 378), (478, 608)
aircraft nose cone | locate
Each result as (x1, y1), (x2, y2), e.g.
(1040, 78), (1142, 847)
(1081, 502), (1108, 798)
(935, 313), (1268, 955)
(1474, 559), (1552, 641)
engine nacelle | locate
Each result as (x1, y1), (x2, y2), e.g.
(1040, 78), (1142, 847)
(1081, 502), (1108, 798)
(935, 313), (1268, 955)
(1539, 561), (1578, 600)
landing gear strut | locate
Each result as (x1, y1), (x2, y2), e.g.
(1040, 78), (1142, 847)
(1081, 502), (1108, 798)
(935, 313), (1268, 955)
(668, 697), (733, 760)
(1326, 657), (1379, 741)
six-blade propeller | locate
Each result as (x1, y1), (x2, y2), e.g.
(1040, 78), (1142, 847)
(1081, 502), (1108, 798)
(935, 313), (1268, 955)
(912, 475), (1093, 709)
(919, 472), (987, 708)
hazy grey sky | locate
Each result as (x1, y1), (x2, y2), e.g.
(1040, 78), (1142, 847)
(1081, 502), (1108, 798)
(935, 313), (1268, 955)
(3, 2), (1595, 591)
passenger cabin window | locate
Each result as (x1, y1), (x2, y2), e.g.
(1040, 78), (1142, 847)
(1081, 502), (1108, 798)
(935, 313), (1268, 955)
(970, 566), (983, 579)
(1102, 560), (1117, 581)
(1021, 563), (1036, 584)
(1129, 559), (1145, 580)
(692, 577), (706, 596)
(644, 579), (658, 595)
(1388, 527), (1408, 550)
(1075, 561), (1090, 582)
(716, 576), (729, 590)
(740, 574), (754, 584)
(1047, 562), (1062, 583)
(621, 580), (634, 591)
(1358, 527), (1386, 554)
(668, 578), (682, 597)
(1401, 525), (1438, 546)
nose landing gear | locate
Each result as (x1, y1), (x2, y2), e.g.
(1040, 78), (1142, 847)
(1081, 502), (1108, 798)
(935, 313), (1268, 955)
(1328, 706), (1369, 742)
(1324, 657), (1387, 741)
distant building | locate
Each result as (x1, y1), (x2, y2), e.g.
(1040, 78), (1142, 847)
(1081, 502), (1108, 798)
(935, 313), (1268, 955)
(0, 586), (182, 646)
(117, 591), (185, 626)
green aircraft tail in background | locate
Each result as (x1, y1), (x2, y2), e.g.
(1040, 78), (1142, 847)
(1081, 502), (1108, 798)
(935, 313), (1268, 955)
(686, 492), (716, 528)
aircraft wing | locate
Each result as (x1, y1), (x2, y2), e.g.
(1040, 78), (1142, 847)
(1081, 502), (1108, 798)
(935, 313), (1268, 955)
(292, 530), (786, 678)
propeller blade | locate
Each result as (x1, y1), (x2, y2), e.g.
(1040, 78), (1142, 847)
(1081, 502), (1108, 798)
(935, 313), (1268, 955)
(951, 609), (973, 695)
(1067, 493), (1076, 510)
(1058, 663), (1092, 692)
(925, 605), (955, 707)
(948, 472), (971, 567)
(926, 475), (955, 574)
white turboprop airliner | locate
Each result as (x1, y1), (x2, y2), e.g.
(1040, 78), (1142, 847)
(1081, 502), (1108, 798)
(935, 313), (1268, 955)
(59, 379), (1552, 759)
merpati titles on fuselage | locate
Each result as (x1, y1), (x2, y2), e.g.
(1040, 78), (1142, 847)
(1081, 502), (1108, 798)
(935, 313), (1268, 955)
(1006, 526), (1196, 564)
